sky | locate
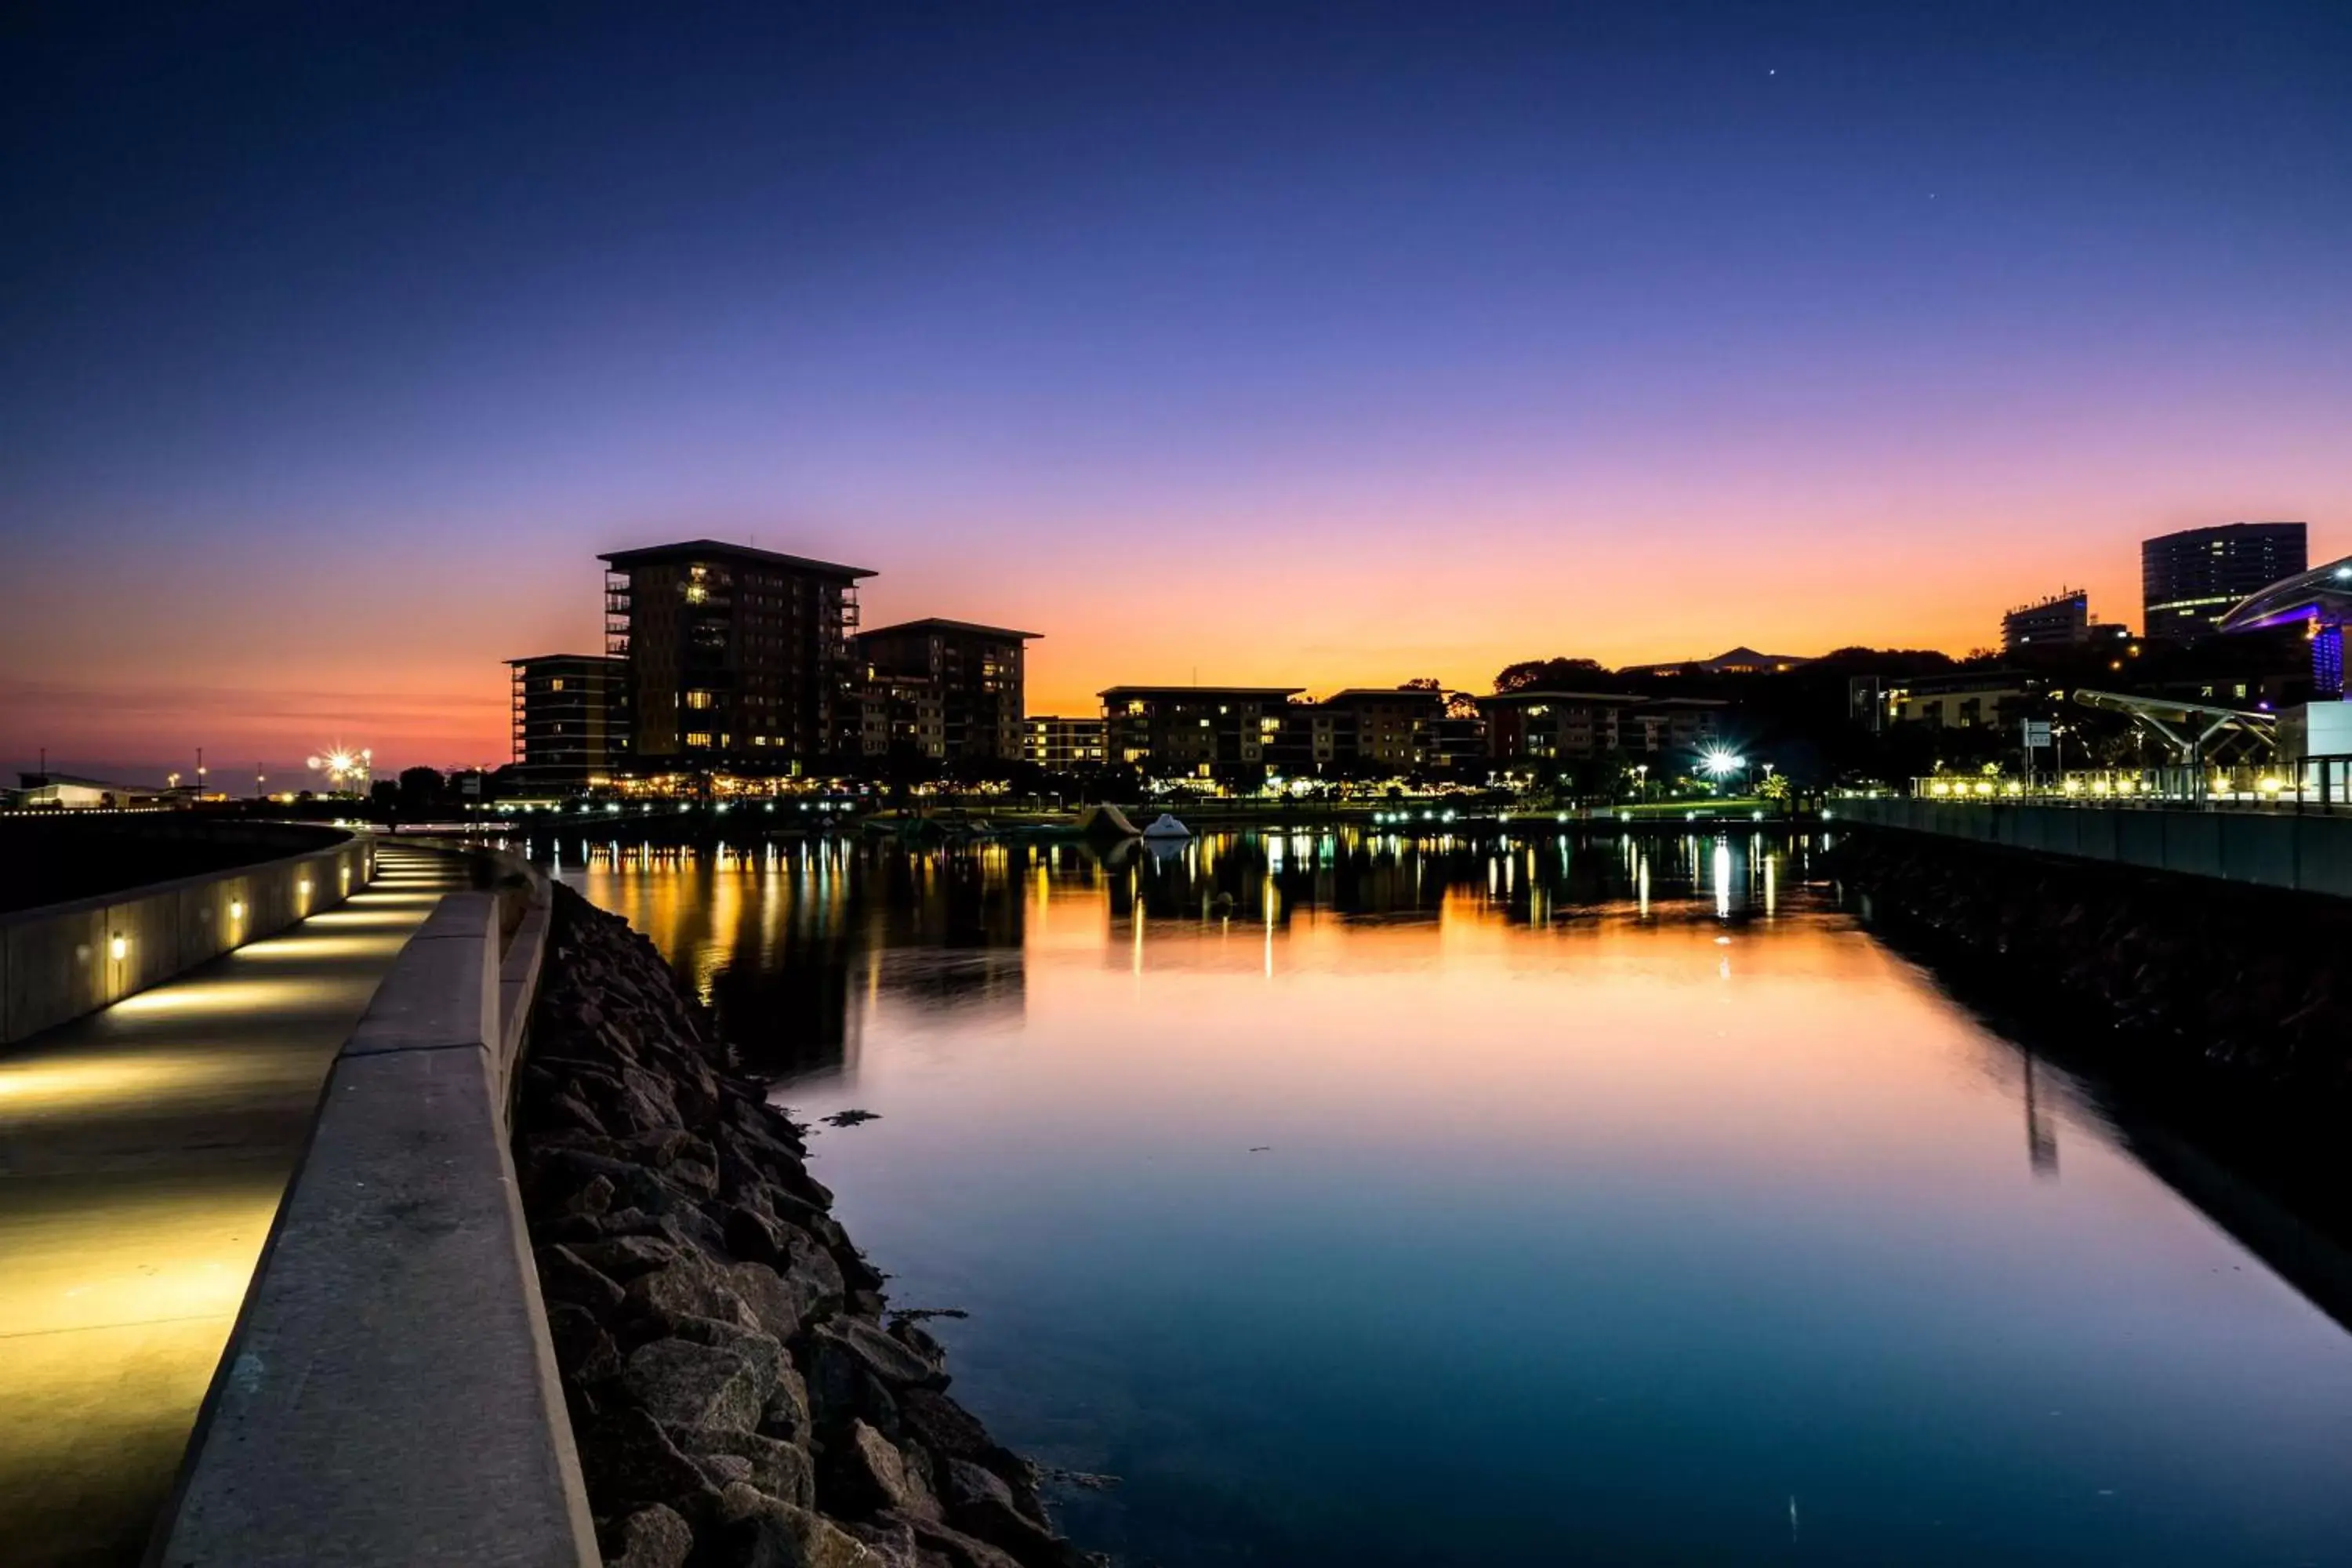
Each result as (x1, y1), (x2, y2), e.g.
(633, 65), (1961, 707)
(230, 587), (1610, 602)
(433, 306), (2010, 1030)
(4, 1), (2350, 779)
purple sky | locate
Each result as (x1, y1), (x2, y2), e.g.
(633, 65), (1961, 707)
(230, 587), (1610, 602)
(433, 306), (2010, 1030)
(4, 2), (2349, 778)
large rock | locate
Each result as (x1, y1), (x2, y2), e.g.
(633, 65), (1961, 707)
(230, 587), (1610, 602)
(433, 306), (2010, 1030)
(668, 1424), (816, 1508)
(669, 1312), (789, 1391)
(570, 1233), (680, 1283)
(544, 1301), (623, 1385)
(824, 1419), (939, 1521)
(621, 1338), (770, 1432)
(707, 1485), (875, 1568)
(942, 1459), (1081, 1566)
(600, 1503), (694, 1568)
(627, 1254), (761, 1334)
(575, 1407), (717, 1511)
(536, 1243), (626, 1316)
(897, 1390), (1043, 1523)
(814, 1317), (948, 1391)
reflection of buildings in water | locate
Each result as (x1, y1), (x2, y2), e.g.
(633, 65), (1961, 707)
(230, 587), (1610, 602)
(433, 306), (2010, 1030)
(1097, 828), (1830, 947)
(2023, 1053), (2060, 1178)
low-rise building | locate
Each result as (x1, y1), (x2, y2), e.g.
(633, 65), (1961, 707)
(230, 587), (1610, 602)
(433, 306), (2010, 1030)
(1100, 686), (1302, 774)
(1893, 672), (2035, 729)
(1023, 716), (1108, 768)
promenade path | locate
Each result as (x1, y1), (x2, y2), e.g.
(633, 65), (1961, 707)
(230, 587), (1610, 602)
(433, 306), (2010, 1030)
(0, 843), (465, 1568)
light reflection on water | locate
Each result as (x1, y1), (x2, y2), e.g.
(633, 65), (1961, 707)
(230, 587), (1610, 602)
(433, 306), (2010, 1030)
(557, 829), (2352, 1566)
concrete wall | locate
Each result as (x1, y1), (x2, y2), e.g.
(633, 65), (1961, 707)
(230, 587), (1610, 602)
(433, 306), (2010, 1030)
(0, 833), (375, 1045)
(1831, 798), (2352, 899)
(151, 852), (593, 1567)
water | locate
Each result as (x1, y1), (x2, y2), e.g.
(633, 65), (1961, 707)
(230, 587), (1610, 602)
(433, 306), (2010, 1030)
(550, 829), (2352, 1566)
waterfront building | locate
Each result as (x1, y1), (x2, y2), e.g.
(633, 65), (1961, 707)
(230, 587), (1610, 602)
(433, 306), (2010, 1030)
(505, 654), (627, 791)
(851, 671), (946, 758)
(2143, 521), (2307, 642)
(1476, 691), (1641, 761)
(1622, 697), (1727, 757)
(1100, 686), (1302, 773)
(857, 618), (1037, 761)
(1023, 716), (1108, 768)
(1478, 691), (1728, 765)
(600, 539), (873, 771)
(1320, 687), (1447, 769)
(1893, 671), (2035, 729)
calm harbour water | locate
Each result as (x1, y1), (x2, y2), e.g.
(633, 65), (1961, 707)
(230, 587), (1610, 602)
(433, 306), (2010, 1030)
(550, 829), (2352, 1566)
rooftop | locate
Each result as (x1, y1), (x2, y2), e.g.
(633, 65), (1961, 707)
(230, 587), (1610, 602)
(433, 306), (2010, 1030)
(1100, 684), (1304, 700)
(503, 652), (623, 666)
(598, 539), (876, 579)
(861, 617), (1043, 641)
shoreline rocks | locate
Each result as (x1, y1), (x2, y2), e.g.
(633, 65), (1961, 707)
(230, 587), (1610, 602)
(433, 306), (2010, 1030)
(517, 885), (1099, 1568)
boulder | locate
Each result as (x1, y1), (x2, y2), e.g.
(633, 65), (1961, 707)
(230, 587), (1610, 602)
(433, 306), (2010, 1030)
(728, 1259), (811, 1341)
(600, 1503), (694, 1568)
(707, 1486), (875, 1568)
(575, 1407), (717, 1512)
(544, 1301), (624, 1384)
(942, 1459), (1072, 1565)
(814, 1317), (947, 1391)
(824, 1419), (938, 1521)
(626, 1256), (760, 1335)
(668, 1424), (816, 1508)
(536, 1244), (626, 1316)
(570, 1234), (680, 1283)
(887, 1512), (1028, 1568)
(620, 1338), (769, 1433)
(668, 1314), (790, 1389)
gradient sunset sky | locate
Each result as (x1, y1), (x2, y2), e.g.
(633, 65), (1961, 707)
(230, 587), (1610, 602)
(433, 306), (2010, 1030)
(4, 2), (2349, 779)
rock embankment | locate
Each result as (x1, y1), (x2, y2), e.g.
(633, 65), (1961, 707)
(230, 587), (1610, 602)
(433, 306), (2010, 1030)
(516, 886), (1097, 1568)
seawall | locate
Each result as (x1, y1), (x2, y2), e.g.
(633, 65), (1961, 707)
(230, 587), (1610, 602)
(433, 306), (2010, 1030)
(515, 885), (1098, 1568)
(2, 826), (373, 1045)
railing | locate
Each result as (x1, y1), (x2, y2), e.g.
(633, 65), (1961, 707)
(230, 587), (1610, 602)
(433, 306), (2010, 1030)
(1908, 757), (2352, 813)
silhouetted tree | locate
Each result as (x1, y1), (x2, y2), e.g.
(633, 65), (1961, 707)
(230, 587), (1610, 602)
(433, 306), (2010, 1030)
(1494, 657), (1610, 693)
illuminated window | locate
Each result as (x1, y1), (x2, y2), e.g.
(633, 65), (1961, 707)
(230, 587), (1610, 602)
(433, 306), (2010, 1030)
(686, 732), (713, 748)
(550, 678), (565, 691)
(685, 690), (714, 710)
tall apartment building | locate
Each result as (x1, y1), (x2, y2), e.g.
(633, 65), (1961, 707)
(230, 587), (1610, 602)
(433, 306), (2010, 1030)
(2143, 522), (2307, 641)
(506, 654), (627, 790)
(600, 540), (873, 769)
(857, 619), (1037, 760)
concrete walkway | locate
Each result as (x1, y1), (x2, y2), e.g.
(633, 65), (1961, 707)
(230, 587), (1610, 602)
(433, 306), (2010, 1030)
(0, 844), (466, 1568)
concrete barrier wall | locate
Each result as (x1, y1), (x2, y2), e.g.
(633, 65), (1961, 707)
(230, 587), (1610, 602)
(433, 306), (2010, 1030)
(0, 833), (375, 1044)
(152, 851), (592, 1567)
(1831, 799), (2352, 899)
